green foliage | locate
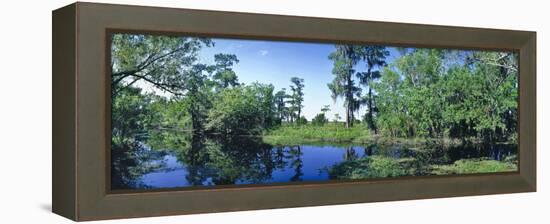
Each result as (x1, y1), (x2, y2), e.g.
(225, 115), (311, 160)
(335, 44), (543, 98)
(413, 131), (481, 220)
(321, 105), (331, 114)
(356, 46), (389, 133)
(179, 64), (217, 132)
(263, 123), (371, 145)
(112, 34), (517, 144)
(329, 155), (516, 180)
(149, 99), (191, 131)
(372, 67), (407, 137)
(374, 49), (517, 142)
(311, 113), (328, 126)
(206, 84), (276, 135)
(296, 116), (308, 125)
(212, 53), (240, 89)
(289, 77), (305, 123)
(333, 113), (342, 122)
(110, 86), (169, 189)
(110, 34), (520, 189)
(431, 158), (517, 175)
(312, 105), (331, 126)
(328, 45), (363, 128)
(328, 45), (390, 131)
(328, 156), (413, 179)
(111, 86), (155, 145)
(111, 34), (518, 159)
(111, 33), (213, 96)
(273, 88), (290, 124)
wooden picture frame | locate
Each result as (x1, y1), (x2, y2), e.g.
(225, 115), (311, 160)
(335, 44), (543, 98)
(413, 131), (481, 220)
(53, 2), (536, 221)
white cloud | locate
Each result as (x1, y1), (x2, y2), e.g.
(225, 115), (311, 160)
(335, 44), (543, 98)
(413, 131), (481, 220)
(259, 50), (269, 56)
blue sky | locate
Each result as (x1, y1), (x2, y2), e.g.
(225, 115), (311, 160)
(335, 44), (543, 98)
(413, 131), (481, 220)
(197, 38), (400, 121)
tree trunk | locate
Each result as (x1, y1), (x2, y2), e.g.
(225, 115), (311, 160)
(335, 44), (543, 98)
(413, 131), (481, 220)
(345, 63), (353, 128)
(367, 88), (378, 134)
(346, 106), (349, 128)
(365, 66), (378, 134)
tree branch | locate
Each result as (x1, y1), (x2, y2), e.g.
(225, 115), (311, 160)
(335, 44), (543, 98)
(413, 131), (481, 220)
(111, 43), (190, 78)
(475, 53), (518, 73)
(484, 61), (518, 73)
(112, 76), (142, 96)
(131, 73), (183, 96)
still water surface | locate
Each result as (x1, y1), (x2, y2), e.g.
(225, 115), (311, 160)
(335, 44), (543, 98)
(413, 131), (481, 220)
(111, 137), (517, 189)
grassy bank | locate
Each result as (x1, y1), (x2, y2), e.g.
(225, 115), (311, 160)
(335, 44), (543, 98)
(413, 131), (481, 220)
(263, 123), (372, 145)
(328, 156), (418, 179)
(431, 158), (517, 175)
(262, 123), (464, 146)
(329, 156), (517, 179)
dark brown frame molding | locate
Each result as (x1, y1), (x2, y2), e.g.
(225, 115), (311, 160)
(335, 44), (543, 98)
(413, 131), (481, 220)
(53, 2), (536, 221)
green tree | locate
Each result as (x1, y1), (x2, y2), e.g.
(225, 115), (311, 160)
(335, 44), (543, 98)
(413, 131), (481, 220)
(328, 45), (363, 128)
(289, 77), (305, 124)
(333, 113), (342, 123)
(296, 116), (308, 125)
(394, 49), (446, 137)
(321, 105), (331, 114)
(111, 34), (215, 135)
(274, 88), (289, 125)
(312, 105), (331, 126)
(178, 63), (217, 133)
(212, 53), (240, 89)
(374, 67), (408, 137)
(312, 113), (328, 126)
(110, 86), (168, 189)
(373, 49), (517, 142)
(441, 52), (518, 142)
(206, 86), (261, 135)
(357, 46), (389, 134)
(251, 82), (276, 129)
(111, 86), (155, 145)
(206, 83), (275, 135)
(111, 34), (213, 96)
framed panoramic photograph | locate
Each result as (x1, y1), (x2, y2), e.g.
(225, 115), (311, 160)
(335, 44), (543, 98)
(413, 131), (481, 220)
(109, 32), (520, 190)
(53, 2), (536, 221)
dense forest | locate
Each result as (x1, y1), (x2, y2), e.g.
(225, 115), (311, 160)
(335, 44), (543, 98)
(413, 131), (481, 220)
(111, 34), (517, 143)
(110, 34), (518, 189)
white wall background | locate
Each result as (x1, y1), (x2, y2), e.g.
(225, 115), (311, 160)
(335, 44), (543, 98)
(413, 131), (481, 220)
(0, 0), (547, 223)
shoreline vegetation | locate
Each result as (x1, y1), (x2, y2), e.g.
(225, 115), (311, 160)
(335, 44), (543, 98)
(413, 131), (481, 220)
(261, 123), (513, 146)
(262, 123), (518, 178)
(328, 156), (517, 180)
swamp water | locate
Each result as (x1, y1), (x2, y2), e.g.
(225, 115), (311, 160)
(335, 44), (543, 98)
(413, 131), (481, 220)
(111, 136), (517, 190)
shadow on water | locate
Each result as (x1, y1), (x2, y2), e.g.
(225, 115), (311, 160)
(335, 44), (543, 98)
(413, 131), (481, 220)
(111, 131), (518, 190)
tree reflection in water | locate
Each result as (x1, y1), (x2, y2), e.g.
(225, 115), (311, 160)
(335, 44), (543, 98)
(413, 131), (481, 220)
(111, 130), (518, 189)
(287, 146), (304, 182)
(111, 140), (168, 189)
